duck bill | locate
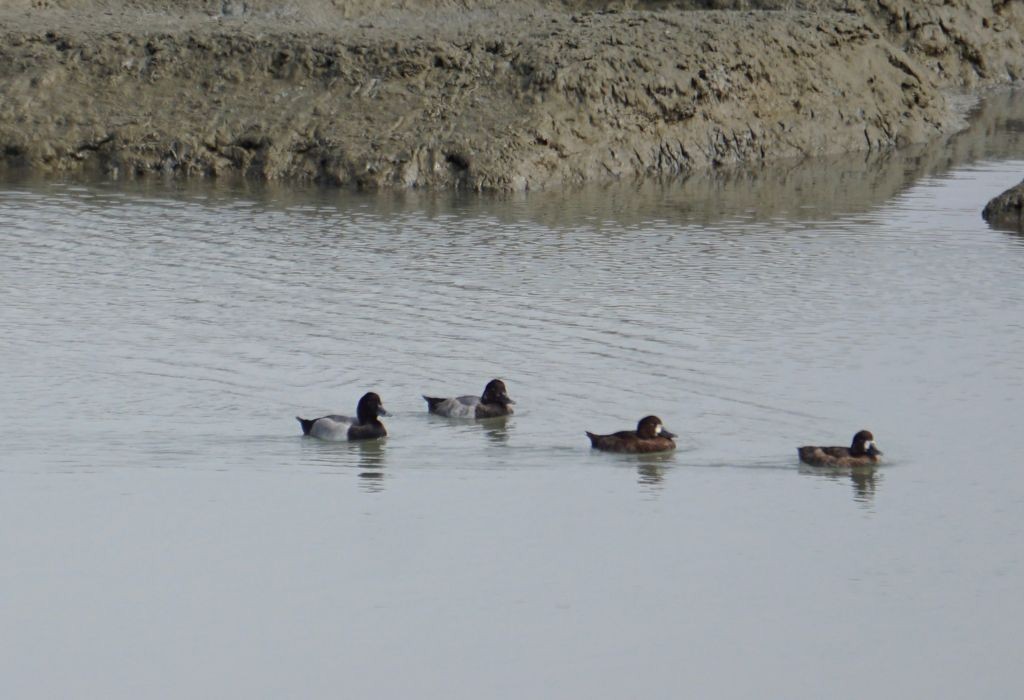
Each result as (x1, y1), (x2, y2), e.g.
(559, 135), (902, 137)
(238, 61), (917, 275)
(661, 429), (677, 439)
(377, 407), (390, 417)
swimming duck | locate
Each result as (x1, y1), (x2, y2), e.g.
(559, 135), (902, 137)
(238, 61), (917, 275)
(296, 392), (388, 441)
(586, 415), (677, 453)
(798, 430), (882, 467)
(423, 379), (515, 419)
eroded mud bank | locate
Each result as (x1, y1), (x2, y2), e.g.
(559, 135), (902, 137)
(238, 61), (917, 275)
(1, 1), (1021, 190)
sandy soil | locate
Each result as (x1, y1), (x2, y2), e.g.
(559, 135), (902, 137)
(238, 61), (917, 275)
(1, 1), (1022, 190)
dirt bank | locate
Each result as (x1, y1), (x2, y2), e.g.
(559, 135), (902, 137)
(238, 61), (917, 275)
(1, 1), (1022, 190)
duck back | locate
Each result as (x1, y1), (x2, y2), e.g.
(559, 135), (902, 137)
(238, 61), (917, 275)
(296, 414), (356, 441)
(587, 430), (674, 454)
(424, 395), (479, 418)
(797, 445), (877, 467)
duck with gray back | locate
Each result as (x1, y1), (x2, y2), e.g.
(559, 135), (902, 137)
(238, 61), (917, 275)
(297, 392), (389, 441)
(586, 415), (677, 453)
(798, 430), (882, 467)
(423, 379), (515, 419)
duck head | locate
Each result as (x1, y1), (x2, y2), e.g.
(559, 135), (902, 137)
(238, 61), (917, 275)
(356, 392), (388, 423)
(482, 379), (515, 407)
(851, 429), (882, 457)
(637, 415), (676, 440)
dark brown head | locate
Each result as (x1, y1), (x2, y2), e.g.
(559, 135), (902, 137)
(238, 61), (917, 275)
(481, 379), (514, 407)
(356, 392), (388, 424)
(636, 415), (676, 440)
(851, 429), (881, 457)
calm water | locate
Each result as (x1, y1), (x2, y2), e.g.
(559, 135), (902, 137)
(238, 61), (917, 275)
(3, 93), (1024, 698)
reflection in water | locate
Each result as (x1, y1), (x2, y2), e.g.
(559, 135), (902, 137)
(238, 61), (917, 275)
(423, 414), (513, 447)
(635, 452), (676, 492)
(799, 464), (883, 505)
(297, 435), (389, 491)
(3, 92), (1023, 236)
(357, 470), (386, 493)
(849, 467), (880, 503)
(637, 463), (666, 489)
(354, 441), (388, 493)
(479, 416), (512, 446)
(1003, 229), (1024, 248)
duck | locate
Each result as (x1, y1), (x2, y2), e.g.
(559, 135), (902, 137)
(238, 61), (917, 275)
(423, 379), (515, 419)
(586, 415), (677, 453)
(798, 429), (882, 467)
(296, 392), (388, 441)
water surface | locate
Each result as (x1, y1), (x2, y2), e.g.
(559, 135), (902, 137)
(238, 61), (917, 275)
(2, 92), (1024, 698)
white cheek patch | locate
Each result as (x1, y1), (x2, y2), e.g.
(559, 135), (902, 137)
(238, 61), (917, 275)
(865, 441), (875, 451)
(654, 424), (662, 435)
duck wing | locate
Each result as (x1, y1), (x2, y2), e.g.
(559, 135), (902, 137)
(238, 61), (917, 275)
(797, 445), (849, 466)
(586, 430), (638, 451)
(297, 414), (355, 441)
(424, 395), (479, 418)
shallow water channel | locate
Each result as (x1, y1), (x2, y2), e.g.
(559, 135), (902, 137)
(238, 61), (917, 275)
(2, 92), (1024, 698)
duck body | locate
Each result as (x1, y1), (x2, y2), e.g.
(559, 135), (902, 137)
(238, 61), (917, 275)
(586, 415), (676, 454)
(297, 392), (388, 442)
(798, 430), (882, 467)
(424, 379), (515, 419)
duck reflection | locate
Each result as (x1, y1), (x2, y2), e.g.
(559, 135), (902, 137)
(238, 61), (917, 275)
(799, 463), (882, 505)
(637, 462), (666, 488)
(478, 416), (512, 446)
(848, 466), (879, 502)
(635, 452), (676, 491)
(354, 440), (388, 493)
(357, 470), (386, 493)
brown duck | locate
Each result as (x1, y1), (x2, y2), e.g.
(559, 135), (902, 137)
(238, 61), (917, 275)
(798, 430), (882, 467)
(586, 415), (677, 454)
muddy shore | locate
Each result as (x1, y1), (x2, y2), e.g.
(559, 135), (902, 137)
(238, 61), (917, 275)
(1, 1), (1022, 190)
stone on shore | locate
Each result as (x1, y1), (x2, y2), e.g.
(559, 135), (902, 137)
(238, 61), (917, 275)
(983, 180), (1024, 231)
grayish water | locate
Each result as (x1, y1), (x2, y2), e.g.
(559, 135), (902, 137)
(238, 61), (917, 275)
(3, 93), (1024, 698)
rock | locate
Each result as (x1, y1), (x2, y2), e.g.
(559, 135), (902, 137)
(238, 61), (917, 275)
(982, 180), (1024, 232)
